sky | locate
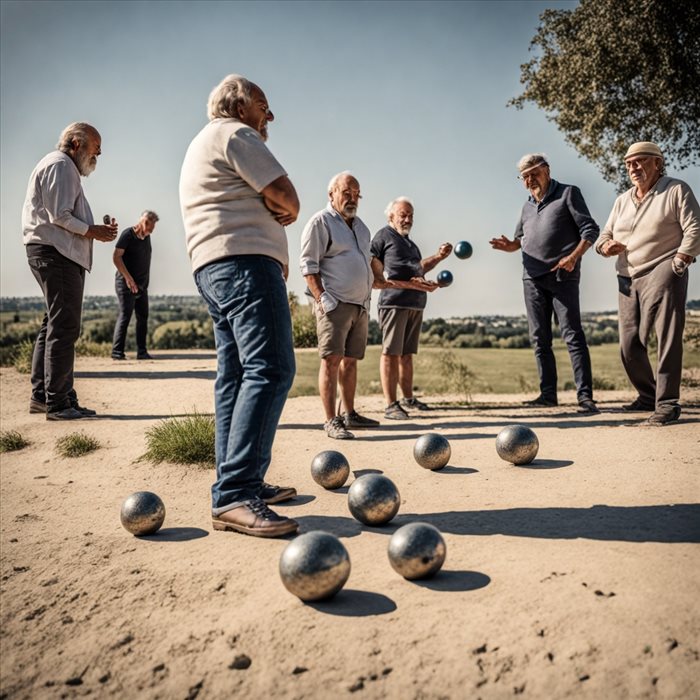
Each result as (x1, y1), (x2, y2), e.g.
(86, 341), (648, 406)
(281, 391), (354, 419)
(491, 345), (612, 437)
(1, 0), (698, 318)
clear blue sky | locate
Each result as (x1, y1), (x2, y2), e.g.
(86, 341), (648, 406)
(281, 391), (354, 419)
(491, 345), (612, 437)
(1, 0), (698, 316)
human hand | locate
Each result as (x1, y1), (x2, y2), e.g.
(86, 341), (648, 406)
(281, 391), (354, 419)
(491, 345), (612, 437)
(602, 240), (626, 257)
(319, 291), (338, 315)
(672, 254), (692, 276)
(125, 277), (139, 294)
(274, 212), (296, 227)
(87, 223), (118, 242)
(282, 264), (289, 282)
(410, 276), (439, 292)
(489, 235), (518, 252)
(551, 254), (578, 273)
(438, 243), (453, 258)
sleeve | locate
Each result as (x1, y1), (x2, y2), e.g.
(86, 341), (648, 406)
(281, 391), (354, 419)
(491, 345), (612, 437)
(567, 186), (599, 244)
(114, 229), (131, 251)
(40, 160), (90, 235)
(370, 230), (387, 260)
(514, 215), (524, 240)
(299, 214), (330, 276)
(225, 127), (287, 193)
(675, 182), (700, 258)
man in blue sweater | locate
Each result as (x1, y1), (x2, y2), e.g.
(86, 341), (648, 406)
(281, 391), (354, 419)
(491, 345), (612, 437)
(490, 153), (600, 413)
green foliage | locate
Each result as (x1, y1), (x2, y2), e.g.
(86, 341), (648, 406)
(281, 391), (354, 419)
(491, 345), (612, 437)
(12, 340), (34, 374)
(291, 306), (318, 348)
(142, 412), (215, 466)
(151, 320), (215, 349)
(0, 430), (30, 453)
(75, 339), (111, 357)
(510, 0), (700, 190)
(55, 432), (101, 458)
(436, 351), (476, 404)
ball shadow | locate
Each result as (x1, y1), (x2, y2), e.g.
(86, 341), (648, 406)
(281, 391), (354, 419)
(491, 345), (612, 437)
(308, 589), (397, 616)
(516, 459), (574, 470)
(140, 527), (209, 542)
(296, 515), (363, 537)
(434, 465), (479, 475)
(278, 494), (316, 507)
(411, 570), (491, 592)
(353, 469), (384, 477)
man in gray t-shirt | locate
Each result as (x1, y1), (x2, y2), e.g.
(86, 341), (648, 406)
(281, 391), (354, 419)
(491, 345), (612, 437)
(179, 74), (300, 538)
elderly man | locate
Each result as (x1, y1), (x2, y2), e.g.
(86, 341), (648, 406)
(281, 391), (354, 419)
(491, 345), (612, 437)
(111, 210), (159, 361)
(179, 74), (300, 538)
(490, 154), (600, 413)
(596, 141), (700, 425)
(371, 197), (448, 419)
(300, 172), (378, 439)
(23, 122), (118, 420)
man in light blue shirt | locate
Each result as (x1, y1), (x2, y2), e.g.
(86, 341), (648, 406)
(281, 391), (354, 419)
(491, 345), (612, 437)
(300, 172), (378, 439)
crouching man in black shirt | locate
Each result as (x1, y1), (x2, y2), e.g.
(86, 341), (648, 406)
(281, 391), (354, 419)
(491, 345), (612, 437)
(111, 210), (158, 360)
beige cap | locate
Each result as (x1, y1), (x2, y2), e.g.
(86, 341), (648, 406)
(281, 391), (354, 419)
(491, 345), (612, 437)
(624, 141), (663, 161)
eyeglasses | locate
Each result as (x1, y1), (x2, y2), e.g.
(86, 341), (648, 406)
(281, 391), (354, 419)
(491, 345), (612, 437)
(624, 157), (651, 170)
(517, 164), (548, 181)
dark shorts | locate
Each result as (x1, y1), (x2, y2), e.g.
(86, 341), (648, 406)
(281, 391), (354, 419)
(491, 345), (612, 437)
(379, 307), (423, 355)
(315, 301), (368, 359)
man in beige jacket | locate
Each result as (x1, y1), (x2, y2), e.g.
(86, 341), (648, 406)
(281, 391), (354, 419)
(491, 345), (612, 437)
(596, 141), (700, 425)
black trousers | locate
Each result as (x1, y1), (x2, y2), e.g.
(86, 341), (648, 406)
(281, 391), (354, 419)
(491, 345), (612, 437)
(26, 243), (85, 411)
(112, 276), (149, 355)
(522, 272), (593, 402)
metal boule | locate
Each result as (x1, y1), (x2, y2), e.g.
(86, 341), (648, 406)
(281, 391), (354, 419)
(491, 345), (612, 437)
(387, 522), (446, 580)
(347, 474), (400, 526)
(279, 531), (351, 601)
(413, 433), (451, 470)
(120, 491), (165, 536)
(311, 450), (350, 489)
(495, 424), (539, 465)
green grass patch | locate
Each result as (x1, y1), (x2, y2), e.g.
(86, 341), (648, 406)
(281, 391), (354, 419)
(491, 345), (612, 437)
(0, 430), (30, 453)
(288, 343), (700, 398)
(142, 412), (215, 466)
(55, 432), (101, 458)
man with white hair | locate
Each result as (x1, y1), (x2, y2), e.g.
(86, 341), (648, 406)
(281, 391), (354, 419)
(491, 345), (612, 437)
(596, 141), (700, 425)
(23, 122), (118, 420)
(180, 74), (300, 537)
(490, 153), (600, 413)
(111, 210), (159, 360)
(371, 197), (450, 420)
(300, 172), (378, 439)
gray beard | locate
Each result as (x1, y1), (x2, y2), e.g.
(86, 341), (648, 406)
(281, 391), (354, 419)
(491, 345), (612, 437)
(76, 150), (96, 177)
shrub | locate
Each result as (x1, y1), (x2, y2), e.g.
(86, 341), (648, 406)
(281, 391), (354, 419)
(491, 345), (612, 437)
(142, 412), (215, 466)
(13, 340), (34, 374)
(0, 430), (29, 453)
(437, 351), (475, 404)
(592, 376), (617, 391)
(55, 432), (101, 458)
(151, 321), (215, 349)
(292, 310), (318, 348)
(75, 339), (111, 357)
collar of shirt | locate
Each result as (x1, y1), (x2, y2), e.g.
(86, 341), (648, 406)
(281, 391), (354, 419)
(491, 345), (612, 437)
(630, 175), (667, 207)
(326, 202), (358, 231)
(387, 225), (411, 240)
(527, 179), (558, 207)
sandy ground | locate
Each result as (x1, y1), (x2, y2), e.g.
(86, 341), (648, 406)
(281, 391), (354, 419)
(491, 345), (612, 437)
(1, 350), (699, 700)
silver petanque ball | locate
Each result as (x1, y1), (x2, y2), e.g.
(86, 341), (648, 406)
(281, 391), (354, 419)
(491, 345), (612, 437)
(413, 433), (451, 470)
(120, 491), (165, 536)
(279, 531), (351, 601)
(347, 474), (400, 526)
(311, 450), (350, 489)
(388, 522), (447, 580)
(495, 424), (539, 465)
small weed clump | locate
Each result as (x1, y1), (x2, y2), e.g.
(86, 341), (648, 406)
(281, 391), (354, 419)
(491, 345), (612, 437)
(55, 432), (101, 458)
(437, 351), (476, 404)
(143, 412), (215, 466)
(0, 430), (30, 453)
(13, 340), (35, 374)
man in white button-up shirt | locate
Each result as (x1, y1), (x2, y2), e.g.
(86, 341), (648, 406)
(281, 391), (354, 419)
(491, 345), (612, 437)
(23, 122), (118, 420)
(300, 172), (379, 439)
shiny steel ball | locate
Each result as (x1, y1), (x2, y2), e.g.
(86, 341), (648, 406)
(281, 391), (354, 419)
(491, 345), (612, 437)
(311, 450), (350, 489)
(388, 522), (446, 580)
(454, 241), (473, 259)
(347, 474), (400, 526)
(495, 424), (539, 465)
(437, 270), (454, 287)
(413, 433), (451, 470)
(279, 531), (351, 601)
(120, 491), (165, 536)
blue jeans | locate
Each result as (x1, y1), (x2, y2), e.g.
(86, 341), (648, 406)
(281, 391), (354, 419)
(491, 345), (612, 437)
(523, 272), (593, 402)
(194, 256), (296, 514)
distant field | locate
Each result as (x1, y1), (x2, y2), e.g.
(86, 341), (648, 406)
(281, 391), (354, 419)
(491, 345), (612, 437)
(289, 342), (700, 398)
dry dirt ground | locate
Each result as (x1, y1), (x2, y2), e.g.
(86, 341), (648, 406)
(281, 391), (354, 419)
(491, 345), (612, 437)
(1, 351), (699, 700)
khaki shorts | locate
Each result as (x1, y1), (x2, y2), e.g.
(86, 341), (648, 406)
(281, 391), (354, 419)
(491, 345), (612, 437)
(379, 307), (423, 355)
(315, 301), (368, 359)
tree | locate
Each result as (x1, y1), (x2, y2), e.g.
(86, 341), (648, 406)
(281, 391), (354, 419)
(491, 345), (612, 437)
(509, 0), (700, 190)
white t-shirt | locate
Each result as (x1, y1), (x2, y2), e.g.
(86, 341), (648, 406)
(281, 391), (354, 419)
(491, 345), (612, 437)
(179, 119), (288, 272)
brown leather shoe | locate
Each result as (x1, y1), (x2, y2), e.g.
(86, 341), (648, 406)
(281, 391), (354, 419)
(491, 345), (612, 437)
(212, 498), (298, 538)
